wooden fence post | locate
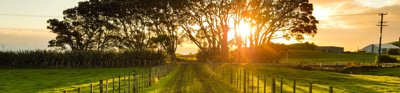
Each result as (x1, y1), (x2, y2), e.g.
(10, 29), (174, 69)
(78, 87), (81, 93)
(329, 86), (333, 93)
(124, 73), (126, 93)
(90, 84), (93, 93)
(238, 68), (241, 91)
(118, 75), (121, 93)
(149, 68), (152, 86)
(63, 90), (67, 93)
(309, 82), (312, 93)
(264, 76), (266, 93)
(113, 77), (115, 93)
(272, 77), (276, 93)
(244, 69), (247, 93)
(252, 72), (254, 93)
(236, 69), (239, 88)
(280, 78), (283, 93)
(230, 68), (233, 84)
(247, 70), (250, 93)
(133, 71), (137, 93)
(100, 80), (103, 93)
(128, 74), (130, 93)
(293, 80), (296, 93)
(157, 67), (160, 80)
(141, 73), (144, 90)
(106, 80), (108, 93)
(257, 74), (260, 93)
(250, 72), (254, 93)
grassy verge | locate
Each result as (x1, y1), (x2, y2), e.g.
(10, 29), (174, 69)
(142, 64), (181, 93)
(246, 64), (400, 93)
(347, 67), (400, 77)
(0, 67), (147, 93)
(285, 50), (376, 64)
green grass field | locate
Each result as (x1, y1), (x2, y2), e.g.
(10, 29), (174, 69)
(285, 50), (377, 64)
(243, 64), (400, 93)
(0, 67), (148, 93)
(0, 51), (398, 93)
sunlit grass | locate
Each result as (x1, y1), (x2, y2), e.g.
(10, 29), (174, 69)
(284, 50), (376, 64)
(245, 64), (400, 93)
(0, 67), (148, 93)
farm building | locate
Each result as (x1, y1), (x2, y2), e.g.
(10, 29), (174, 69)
(361, 44), (400, 54)
(315, 46), (344, 53)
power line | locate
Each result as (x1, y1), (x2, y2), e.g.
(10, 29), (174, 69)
(329, 13), (379, 17)
(0, 12), (382, 18)
(0, 13), (61, 18)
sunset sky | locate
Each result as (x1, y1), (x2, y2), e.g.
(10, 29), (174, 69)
(0, 0), (399, 54)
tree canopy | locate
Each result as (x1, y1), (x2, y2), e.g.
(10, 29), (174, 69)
(47, 0), (318, 62)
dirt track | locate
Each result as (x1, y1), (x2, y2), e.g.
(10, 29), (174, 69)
(159, 63), (233, 93)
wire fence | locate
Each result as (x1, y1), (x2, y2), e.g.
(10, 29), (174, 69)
(60, 64), (175, 93)
(204, 63), (343, 93)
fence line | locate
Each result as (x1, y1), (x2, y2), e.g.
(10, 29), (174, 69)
(61, 64), (175, 93)
(205, 63), (336, 93)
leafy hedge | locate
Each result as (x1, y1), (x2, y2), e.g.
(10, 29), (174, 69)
(376, 55), (399, 63)
(0, 50), (169, 68)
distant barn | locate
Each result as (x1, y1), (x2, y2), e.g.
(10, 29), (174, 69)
(315, 46), (344, 53)
(362, 44), (400, 54)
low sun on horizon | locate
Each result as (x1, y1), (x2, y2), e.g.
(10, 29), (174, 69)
(228, 21), (302, 45)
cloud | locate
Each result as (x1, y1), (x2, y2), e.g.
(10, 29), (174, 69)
(0, 28), (55, 50)
(353, 0), (398, 9)
(306, 0), (400, 51)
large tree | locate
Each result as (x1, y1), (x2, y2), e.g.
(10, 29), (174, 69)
(180, 0), (318, 62)
(47, 0), (116, 50)
(147, 0), (188, 61)
(47, 0), (186, 61)
(243, 0), (318, 47)
(180, 0), (234, 62)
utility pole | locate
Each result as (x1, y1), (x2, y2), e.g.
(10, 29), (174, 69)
(377, 13), (388, 64)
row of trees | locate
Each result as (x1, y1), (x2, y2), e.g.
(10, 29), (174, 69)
(47, 0), (318, 63)
(181, 0), (318, 62)
(0, 50), (167, 68)
(47, 0), (187, 60)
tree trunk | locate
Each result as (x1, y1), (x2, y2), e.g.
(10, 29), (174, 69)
(221, 26), (229, 62)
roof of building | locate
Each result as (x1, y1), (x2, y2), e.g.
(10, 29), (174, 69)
(370, 44), (400, 49)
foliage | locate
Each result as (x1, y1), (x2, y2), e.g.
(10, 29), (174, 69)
(243, 0), (318, 46)
(46, 0), (318, 62)
(0, 50), (168, 68)
(47, 0), (117, 50)
(197, 48), (224, 63)
(179, 0), (318, 62)
(390, 41), (400, 47)
(376, 55), (399, 64)
(47, 0), (185, 60)
(341, 66), (382, 74)
(388, 49), (400, 55)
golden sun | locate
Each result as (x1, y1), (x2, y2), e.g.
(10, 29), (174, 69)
(228, 21), (299, 45)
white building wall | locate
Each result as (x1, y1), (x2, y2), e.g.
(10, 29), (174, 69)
(362, 44), (400, 54)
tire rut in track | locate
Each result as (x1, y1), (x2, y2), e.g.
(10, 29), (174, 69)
(162, 64), (187, 93)
(160, 63), (232, 93)
(192, 63), (215, 93)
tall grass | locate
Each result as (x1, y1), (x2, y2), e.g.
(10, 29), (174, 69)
(0, 50), (169, 68)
